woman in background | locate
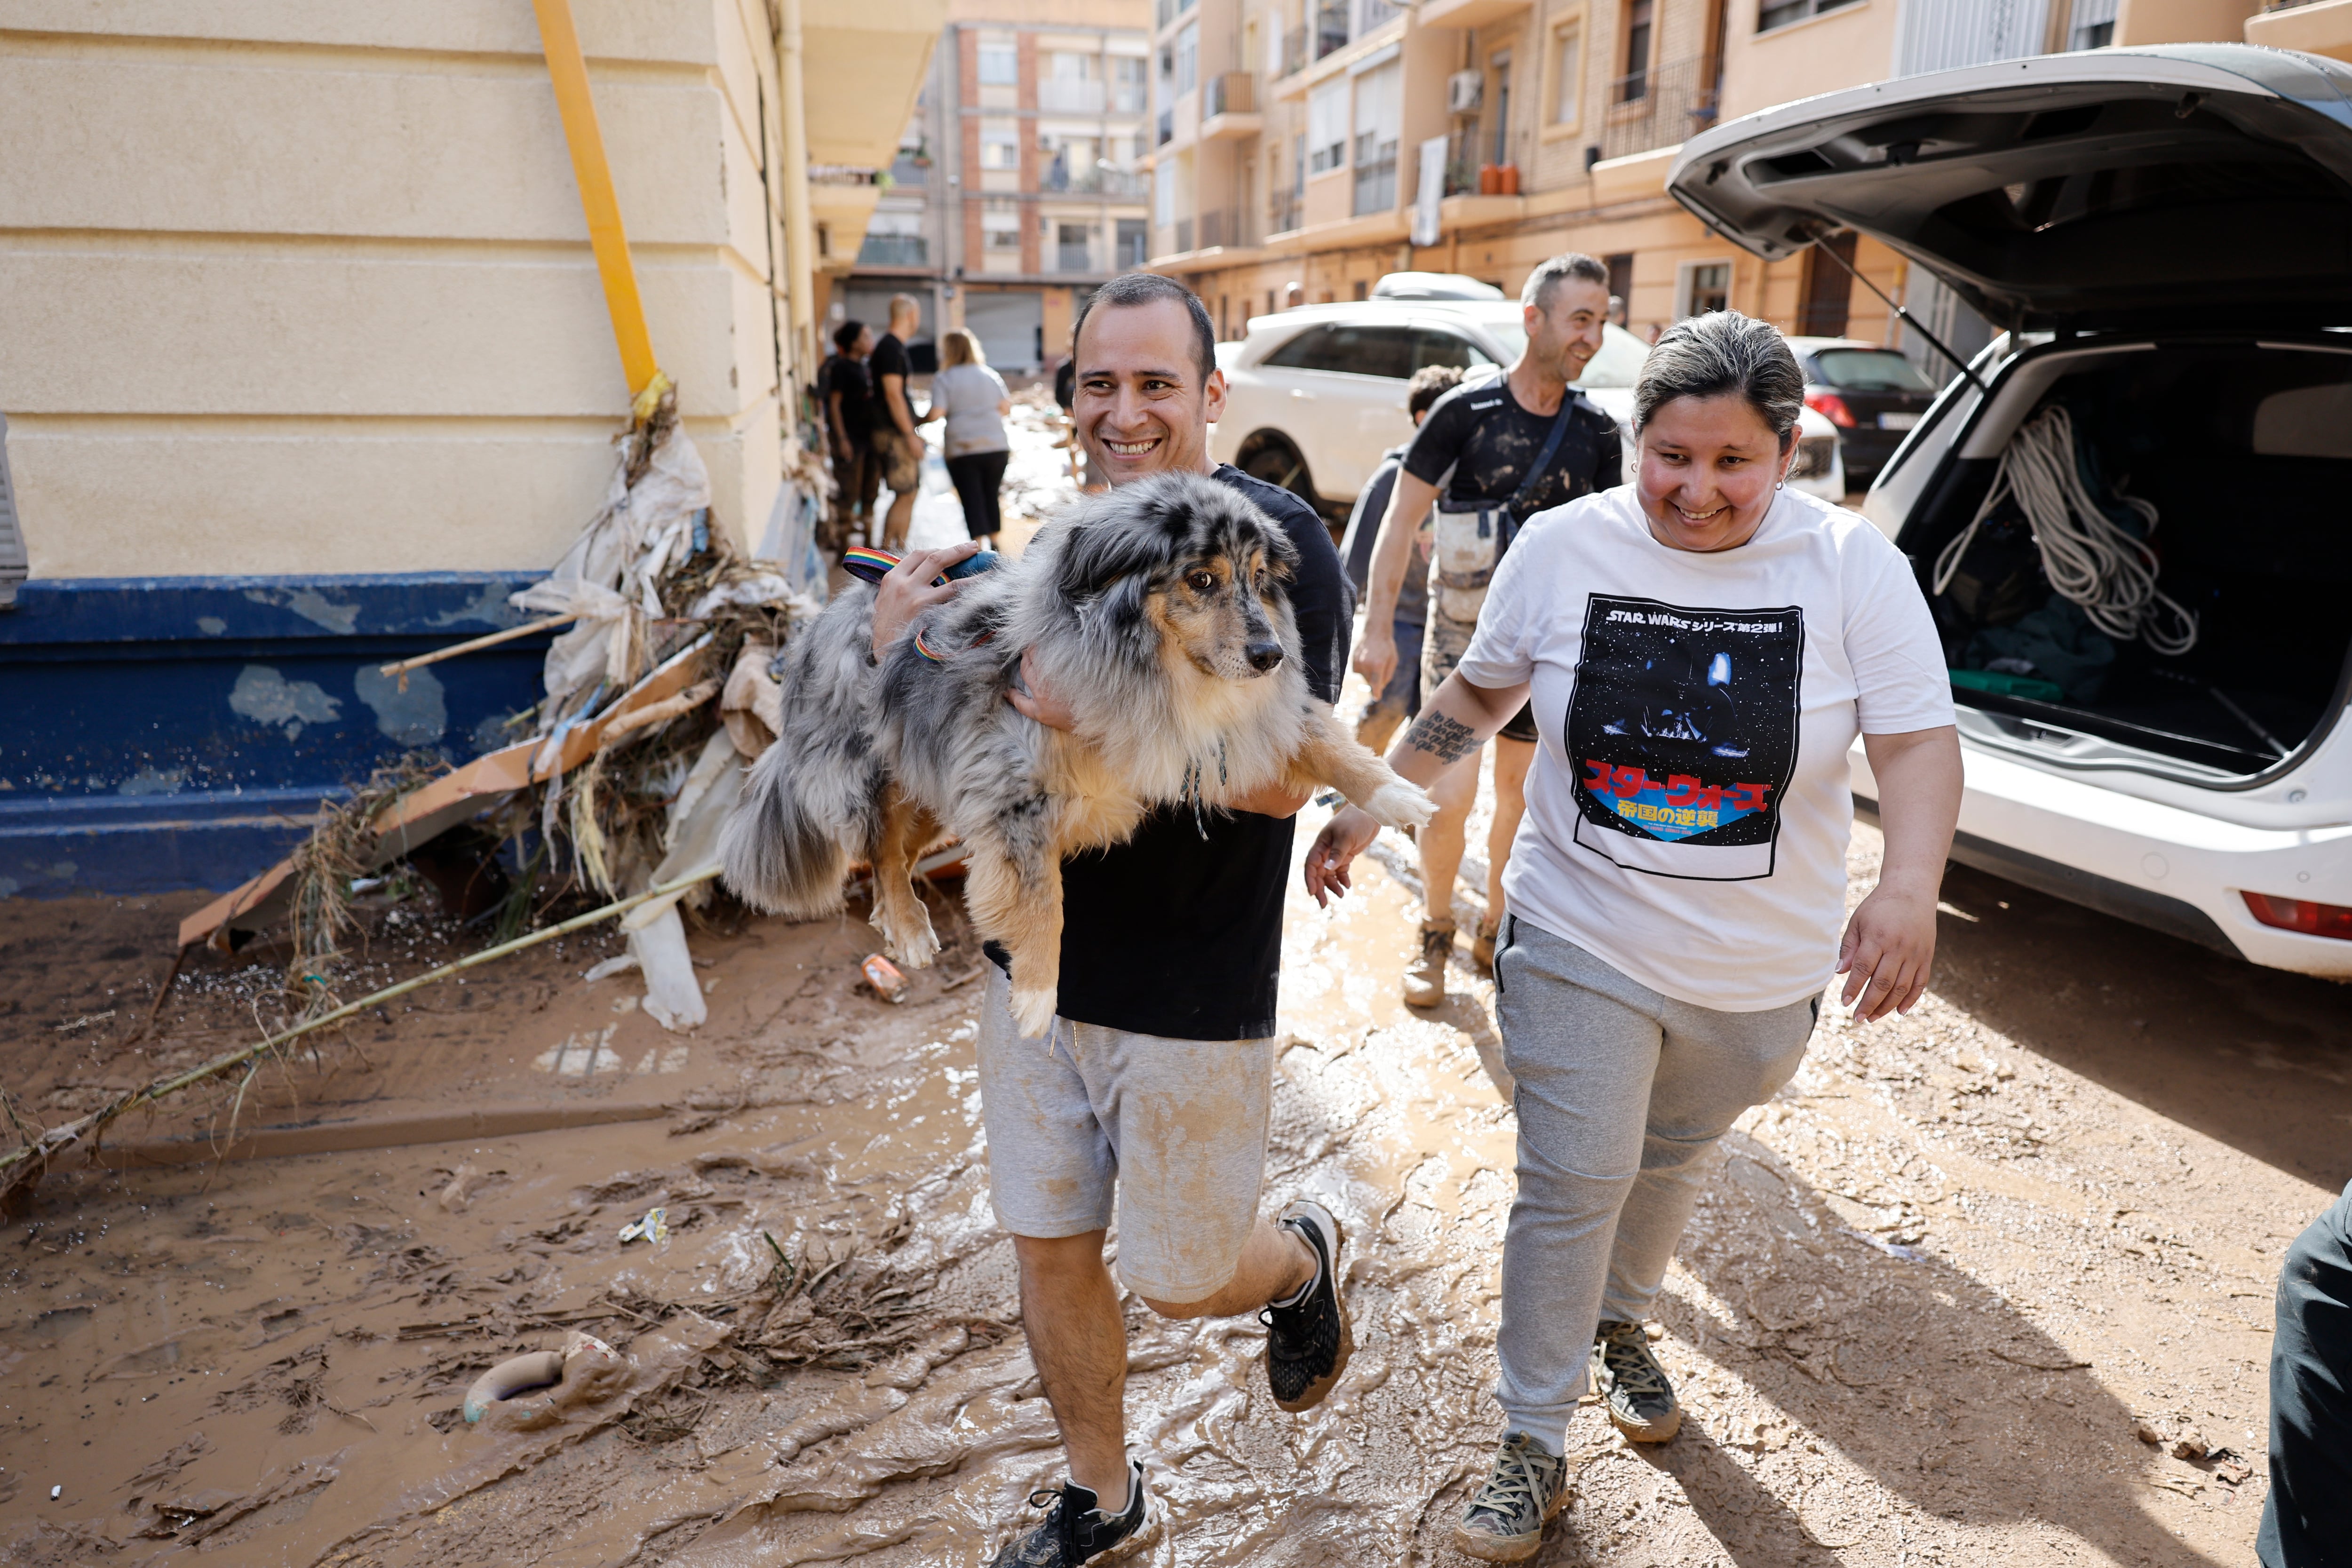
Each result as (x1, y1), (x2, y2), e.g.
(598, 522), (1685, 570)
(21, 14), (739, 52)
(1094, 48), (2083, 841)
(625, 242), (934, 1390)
(923, 328), (1013, 548)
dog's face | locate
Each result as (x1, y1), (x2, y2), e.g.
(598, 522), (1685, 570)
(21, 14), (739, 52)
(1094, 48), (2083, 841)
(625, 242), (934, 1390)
(1055, 471), (1301, 683)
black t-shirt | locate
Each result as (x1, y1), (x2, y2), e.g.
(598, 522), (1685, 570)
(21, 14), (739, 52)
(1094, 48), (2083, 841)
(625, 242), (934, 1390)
(866, 334), (911, 435)
(1008, 464), (1349, 1040)
(823, 356), (872, 443)
(1402, 370), (1621, 520)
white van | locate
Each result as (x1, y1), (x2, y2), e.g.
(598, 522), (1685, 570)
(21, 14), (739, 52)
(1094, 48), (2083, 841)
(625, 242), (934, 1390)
(1670, 43), (2352, 976)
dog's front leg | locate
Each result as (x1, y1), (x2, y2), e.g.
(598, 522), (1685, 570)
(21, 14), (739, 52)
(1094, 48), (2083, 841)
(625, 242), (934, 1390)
(1288, 708), (1438, 830)
(959, 817), (1064, 1040)
(867, 784), (943, 968)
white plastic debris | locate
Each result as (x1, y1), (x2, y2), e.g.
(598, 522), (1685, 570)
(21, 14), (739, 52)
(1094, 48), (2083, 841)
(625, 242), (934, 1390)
(628, 905), (706, 1033)
(582, 953), (639, 983)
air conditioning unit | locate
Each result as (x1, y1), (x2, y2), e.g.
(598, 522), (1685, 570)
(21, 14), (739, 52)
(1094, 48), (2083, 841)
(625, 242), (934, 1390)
(1447, 70), (1483, 115)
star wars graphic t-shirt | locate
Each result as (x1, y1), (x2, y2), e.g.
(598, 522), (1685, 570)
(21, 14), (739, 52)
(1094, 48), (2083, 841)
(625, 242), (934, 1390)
(1455, 485), (1954, 1011)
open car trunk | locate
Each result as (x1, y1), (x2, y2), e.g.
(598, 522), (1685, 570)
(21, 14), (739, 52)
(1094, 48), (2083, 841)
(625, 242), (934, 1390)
(1902, 337), (2352, 779)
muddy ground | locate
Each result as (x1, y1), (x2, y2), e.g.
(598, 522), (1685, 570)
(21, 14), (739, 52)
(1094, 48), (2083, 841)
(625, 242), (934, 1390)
(3, 768), (2346, 1567)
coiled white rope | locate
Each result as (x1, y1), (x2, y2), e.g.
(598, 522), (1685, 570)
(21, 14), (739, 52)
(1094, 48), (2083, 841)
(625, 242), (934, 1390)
(1931, 405), (2198, 656)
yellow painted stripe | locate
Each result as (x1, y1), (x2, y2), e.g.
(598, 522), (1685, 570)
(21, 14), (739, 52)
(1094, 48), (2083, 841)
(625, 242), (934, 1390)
(531, 0), (660, 398)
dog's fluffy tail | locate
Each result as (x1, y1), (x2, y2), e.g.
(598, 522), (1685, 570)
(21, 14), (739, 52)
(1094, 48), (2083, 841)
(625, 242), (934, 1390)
(717, 589), (888, 917)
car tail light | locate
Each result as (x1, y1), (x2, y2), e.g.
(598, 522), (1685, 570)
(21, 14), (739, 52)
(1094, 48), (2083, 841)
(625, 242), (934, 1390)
(1805, 389), (1856, 427)
(2241, 891), (2352, 939)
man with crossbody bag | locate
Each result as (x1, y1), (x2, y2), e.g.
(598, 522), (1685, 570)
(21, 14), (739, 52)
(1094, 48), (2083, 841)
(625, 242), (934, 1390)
(1353, 254), (1620, 1007)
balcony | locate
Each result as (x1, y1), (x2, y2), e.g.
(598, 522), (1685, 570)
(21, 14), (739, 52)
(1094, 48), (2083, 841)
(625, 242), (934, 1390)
(1038, 79), (1107, 114)
(1197, 207), (1257, 250)
(1280, 26), (1309, 76)
(1041, 159), (1149, 198)
(856, 232), (928, 267)
(1112, 84), (1148, 113)
(1269, 187), (1303, 236)
(1153, 0), (1197, 28)
(1352, 141), (1398, 216)
(1354, 0), (1406, 33)
(1200, 73), (1261, 140)
(1599, 54), (1716, 163)
(1172, 216), (1193, 254)
(1418, 0), (1530, 26)
(1315, 0), (1351, 59)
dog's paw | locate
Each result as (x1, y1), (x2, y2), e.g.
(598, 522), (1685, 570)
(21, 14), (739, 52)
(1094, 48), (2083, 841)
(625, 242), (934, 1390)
(869, 905), (942, 969)
(1008, 987), (1059, 1040)
(1363, 779), (1437, 830)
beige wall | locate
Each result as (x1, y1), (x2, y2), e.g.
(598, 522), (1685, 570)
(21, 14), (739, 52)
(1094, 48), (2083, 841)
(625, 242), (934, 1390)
(1719, 0), (1899, 122)
(0, 0), (929, 581)
(2115, 0), (2261, 45)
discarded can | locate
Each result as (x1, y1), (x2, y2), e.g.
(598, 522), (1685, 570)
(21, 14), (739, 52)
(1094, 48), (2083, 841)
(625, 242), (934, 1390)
(617, 1206), (668, 1245)
(862, 954), (909, 1003)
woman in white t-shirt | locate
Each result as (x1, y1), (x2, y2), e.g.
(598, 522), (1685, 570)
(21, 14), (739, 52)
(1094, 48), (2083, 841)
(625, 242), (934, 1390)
(1304, 310), (1962, 1562)
(920, 329), (1013, 546)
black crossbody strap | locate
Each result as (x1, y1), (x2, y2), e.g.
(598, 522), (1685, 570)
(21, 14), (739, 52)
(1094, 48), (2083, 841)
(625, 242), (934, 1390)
(1497, 391), (1578, 554)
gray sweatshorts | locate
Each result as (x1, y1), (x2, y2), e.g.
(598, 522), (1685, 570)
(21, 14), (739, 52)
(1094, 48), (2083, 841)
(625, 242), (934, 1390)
(974, 968), (1275, 1305)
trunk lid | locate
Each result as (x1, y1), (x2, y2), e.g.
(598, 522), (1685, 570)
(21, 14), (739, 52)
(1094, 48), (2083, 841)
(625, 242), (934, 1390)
(1668, 45), (2352, 333)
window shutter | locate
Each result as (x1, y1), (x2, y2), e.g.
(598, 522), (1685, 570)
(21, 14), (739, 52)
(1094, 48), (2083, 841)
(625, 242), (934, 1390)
(0, 414), (25, 607)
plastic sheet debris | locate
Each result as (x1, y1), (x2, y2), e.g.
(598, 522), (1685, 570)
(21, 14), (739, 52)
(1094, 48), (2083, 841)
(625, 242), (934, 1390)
(582, 953), (639, 983)
(628, 906), (706, 1033)
(862, 954), (909, 1004)
(618, 1207), (669, 1246)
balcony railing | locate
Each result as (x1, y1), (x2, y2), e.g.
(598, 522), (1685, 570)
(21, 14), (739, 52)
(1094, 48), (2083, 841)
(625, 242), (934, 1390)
(1057, 240), (1094, 273)
(1355, 0), (1406, 33)
(1206, 72), (1255, 118)
(1315, 0), (1350, 59)
(1112, 83), (1148, 113)
(1041, 160), (1149, 198)
(1281, 26), (1309, 75)
(857, 232), (928, 267)
(1172, 215), (1194, 254)
(1269, 188), (1303, 235)
(1599, 55), (1716, 162)
(1352, 143), (1397, 215)
(1038, 79), (1107, 114)
(1154, 0), (1195, 29)
(1197, 207), (1257, 250)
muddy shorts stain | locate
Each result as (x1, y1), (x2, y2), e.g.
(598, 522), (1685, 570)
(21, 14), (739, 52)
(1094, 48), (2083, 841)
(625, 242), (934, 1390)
(975, 969), (1273, 1305)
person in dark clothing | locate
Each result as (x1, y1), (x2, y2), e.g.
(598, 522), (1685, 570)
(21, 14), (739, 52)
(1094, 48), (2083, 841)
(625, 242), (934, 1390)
(1338, 363), (1463, 753)
(1355, 252), (1621, 1006)
(2261, 1178), (2352, 1567)
(867, 295), (923, 549)
(822, 320), (878, 544)
(869, 272), (1353, 1568)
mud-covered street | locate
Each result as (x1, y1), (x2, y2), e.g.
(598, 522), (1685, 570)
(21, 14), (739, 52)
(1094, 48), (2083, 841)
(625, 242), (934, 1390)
(3, 776), (2346, 1566)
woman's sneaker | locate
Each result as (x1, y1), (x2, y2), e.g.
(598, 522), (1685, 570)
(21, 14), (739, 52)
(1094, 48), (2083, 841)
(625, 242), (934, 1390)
(1452, 1431), (1569, 1561)
(988, 1459), (1153, 1567)
(1261, 1199), (1352, 1412)
(1592, 1319), (1681, 1442)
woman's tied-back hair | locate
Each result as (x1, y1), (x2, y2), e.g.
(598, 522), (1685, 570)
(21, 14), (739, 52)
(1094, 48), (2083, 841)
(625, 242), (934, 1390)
(940, 328), (984, 369)
(1634, 309), (1805, 451)
(832, 319), (864, 354)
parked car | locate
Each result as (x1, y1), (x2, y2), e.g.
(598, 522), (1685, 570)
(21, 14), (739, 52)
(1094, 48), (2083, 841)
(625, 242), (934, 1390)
(1785, 335), (1941, 487)
(1670, 42), (2352, 979)
(1210, 290), (1844, 525)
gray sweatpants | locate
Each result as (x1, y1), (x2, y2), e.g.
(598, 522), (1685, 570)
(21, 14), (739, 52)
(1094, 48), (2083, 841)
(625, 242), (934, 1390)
(1492, 915), (1818, 1450)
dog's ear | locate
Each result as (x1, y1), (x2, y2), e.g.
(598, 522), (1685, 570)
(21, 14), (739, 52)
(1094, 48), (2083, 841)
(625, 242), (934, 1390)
(1056, 477), (1190, 608)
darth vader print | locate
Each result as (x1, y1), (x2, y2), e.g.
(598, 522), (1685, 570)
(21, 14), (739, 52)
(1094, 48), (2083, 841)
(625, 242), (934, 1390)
(1564, 595), (1804, 881)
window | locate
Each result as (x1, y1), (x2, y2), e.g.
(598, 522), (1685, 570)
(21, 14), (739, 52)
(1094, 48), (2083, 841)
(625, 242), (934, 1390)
(1411, 329), (1495, 372)
(983, 204), (1023, 250)
(1308, 78), (1348, 174)
(1677, 260), (1731, 318)
(1618, 0), (1650, 102)
(1812, 349), (1936, 393)
(1489, 50), (1512, 166)
(1057, 223), (1094, 272)
(2067, 0), (2117, 50)
(1112, 55), (1148, 112)
(1352, 60), (1400, 215)
(1756, 0), (1861, 32)
(1605, 252), (1633, 326)
(980, 121), (1020, 171)
(1263, 323), (1416, 378)
(1550, 20), (1581, 130)
(1116, 218), (1150, 268)
(1175, 21), (1199, 96)
(1041, 50), (1104, 113)
(977, 39), (1018, 85)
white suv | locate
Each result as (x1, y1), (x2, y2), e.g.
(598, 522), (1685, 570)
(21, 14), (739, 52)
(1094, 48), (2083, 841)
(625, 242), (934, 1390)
(1673, 42), (2352, 977)
(1209, 287), (1844, 518)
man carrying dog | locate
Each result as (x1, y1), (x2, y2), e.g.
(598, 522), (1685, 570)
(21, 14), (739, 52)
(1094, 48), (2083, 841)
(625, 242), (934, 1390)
(870, 271), (1353, 1567)
(1354, 254), (1620, 1007)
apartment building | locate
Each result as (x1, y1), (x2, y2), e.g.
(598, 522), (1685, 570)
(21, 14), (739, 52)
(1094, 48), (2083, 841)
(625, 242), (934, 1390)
(1147, 0), (2202, 366)
(842, 0), (1154, 374)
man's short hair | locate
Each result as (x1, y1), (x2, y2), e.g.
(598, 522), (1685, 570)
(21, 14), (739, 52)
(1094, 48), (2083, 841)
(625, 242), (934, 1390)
(1523, 253), (1611, 315)
(889, 293), (921, 324)
(1073, 272), (1216, 384)
(1406, 364), (1463, 420)
(832, 319), (864, 354)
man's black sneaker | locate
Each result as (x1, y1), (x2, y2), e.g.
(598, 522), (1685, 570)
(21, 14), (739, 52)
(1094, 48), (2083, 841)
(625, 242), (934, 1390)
(1592, 1319), (1682, 1442)
(987, 1458), (1152, 1567)
(1261, 1199), (1352, 1412)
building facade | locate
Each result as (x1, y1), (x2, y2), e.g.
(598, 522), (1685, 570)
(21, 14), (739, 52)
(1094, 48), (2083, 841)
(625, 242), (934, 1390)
(1143, 0), (2266, 376)
(842, 0), (1155, 374)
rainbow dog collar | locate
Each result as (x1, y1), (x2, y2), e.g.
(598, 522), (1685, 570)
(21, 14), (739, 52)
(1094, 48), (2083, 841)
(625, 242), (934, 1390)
(839, 546), (1005, 663)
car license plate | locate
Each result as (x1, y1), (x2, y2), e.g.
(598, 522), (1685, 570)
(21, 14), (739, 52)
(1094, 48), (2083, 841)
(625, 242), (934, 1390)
(1878, 412), (1921, 430)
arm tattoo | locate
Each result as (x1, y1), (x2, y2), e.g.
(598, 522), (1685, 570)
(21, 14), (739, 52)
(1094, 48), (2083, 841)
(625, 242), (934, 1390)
(1402, 710), (1479, 764)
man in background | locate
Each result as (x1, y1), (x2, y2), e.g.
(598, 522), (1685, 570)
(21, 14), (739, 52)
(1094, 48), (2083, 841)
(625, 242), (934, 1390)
(1353, 254), (1619, 1008)
(1338, 363), (1462, 754)
(868, 294), (924, 549)
(822, 320), (876, 546)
